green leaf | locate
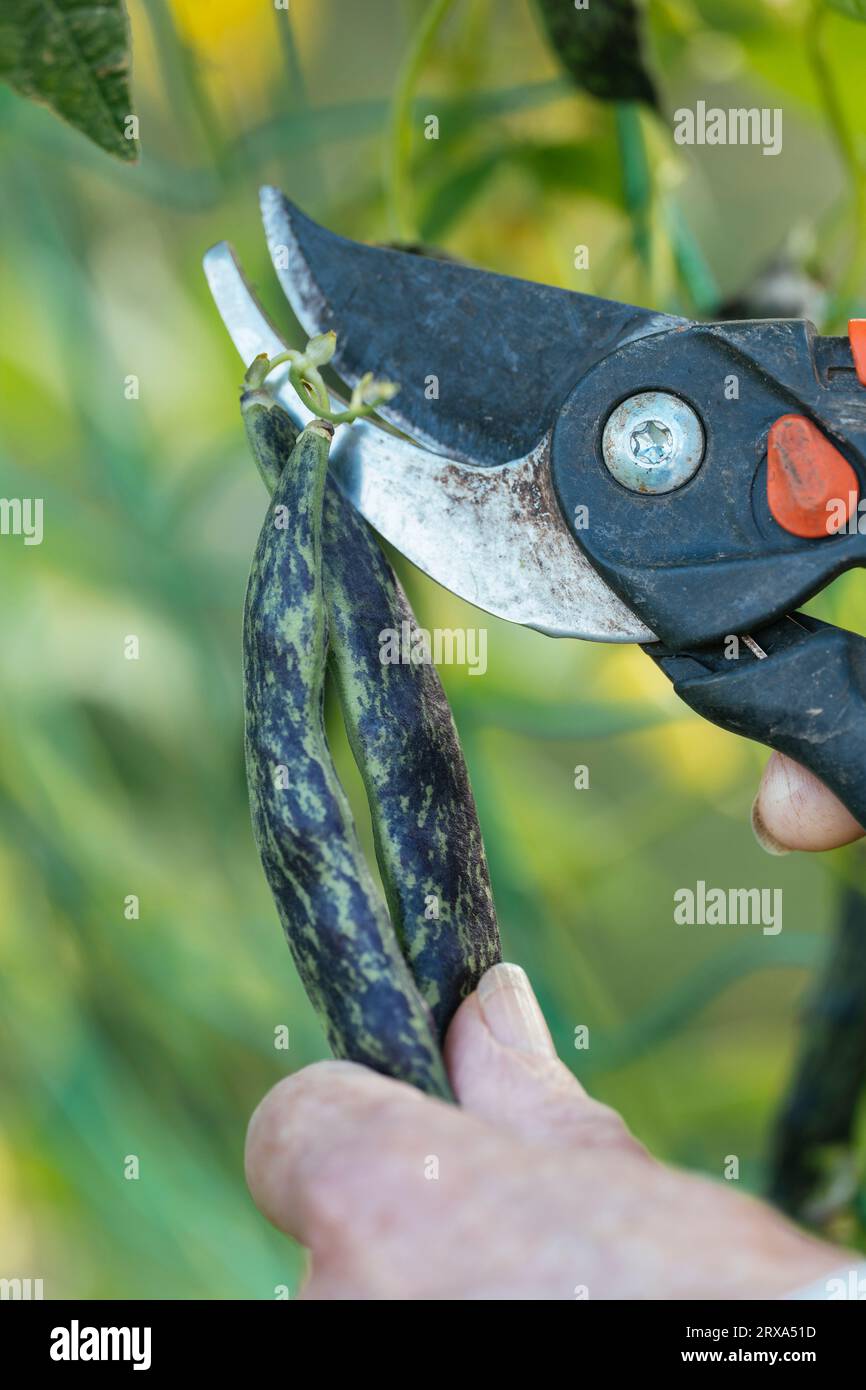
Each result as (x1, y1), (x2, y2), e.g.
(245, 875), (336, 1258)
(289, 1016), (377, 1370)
(825, 0), (866, 20)
(533, 0), (657, 107)
(0, 0), (138, 162)
(418, 152), (502, 242)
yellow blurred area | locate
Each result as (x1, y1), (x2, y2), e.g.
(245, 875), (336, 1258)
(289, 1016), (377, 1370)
(646, 714), (753, 795)
(596, 647), (750, 794)
(169, 0), (310, 69)
(132, 0), (321, 122)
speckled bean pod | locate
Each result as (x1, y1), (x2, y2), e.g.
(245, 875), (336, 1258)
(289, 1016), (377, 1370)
(322, 484), (500, 1036)
(241, 386), (499, 1088)
(242, 397), (451, 1095)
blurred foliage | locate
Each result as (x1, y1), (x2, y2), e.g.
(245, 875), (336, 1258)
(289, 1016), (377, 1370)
(828, 1), (866, 20)
(2, 0), (866, 1298)
(535, 0), (658, 107)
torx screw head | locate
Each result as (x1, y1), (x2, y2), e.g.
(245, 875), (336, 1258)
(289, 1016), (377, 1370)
(630, 419), (673, 466)
(602, 391), (704, 494)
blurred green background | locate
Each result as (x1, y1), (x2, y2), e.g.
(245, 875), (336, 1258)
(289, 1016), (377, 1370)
(2, 0), (866, 1298)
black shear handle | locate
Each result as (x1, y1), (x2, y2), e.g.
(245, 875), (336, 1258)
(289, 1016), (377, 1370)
(646, 614), (866, 832)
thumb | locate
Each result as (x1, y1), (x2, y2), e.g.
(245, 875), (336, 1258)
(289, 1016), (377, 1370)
(444, 963), (640, 1153)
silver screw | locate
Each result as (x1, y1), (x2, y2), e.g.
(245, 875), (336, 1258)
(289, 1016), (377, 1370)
(602, 391), (704, 494)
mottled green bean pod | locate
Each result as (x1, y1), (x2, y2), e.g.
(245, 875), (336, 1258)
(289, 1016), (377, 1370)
(323, 486), (500, 1036)
(242, 398), (451, 1095)
(241, 381), (500, 1082)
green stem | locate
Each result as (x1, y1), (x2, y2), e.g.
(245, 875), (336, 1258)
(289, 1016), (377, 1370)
(666, 203), (720, 316)
(245, 348), (398, 424)
(617, 100), (720, 315)
(387, 0), (460, 241)
(807, 0), (866, 324)
(615, 102), (652, 268)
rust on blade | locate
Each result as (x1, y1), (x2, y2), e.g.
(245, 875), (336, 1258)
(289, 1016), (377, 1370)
(331, 429), (655, 642)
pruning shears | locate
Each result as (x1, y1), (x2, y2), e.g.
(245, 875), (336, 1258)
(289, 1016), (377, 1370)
(205, 188), (866, 831)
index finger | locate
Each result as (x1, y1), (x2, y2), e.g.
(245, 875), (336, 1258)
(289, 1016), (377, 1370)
(753, 752), (865, 853)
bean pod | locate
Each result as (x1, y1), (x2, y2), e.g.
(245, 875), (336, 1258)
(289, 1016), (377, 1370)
(323, 484), (500, 1036)
(243, 399), (451, 1094)
(241, 386), (499, 1089)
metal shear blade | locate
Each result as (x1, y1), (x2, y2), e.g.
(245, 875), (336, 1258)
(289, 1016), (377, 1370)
(203, 240), (653, 642)
(259, 185), (683, 469)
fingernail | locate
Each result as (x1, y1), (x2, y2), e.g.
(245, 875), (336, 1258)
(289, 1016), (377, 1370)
(477, 963), (555, 1057)
(751, 795), (790, 857)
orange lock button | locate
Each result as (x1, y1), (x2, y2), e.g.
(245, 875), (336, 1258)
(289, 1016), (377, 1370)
(767, 415), (859, 539)
(849, 319), (866, 385)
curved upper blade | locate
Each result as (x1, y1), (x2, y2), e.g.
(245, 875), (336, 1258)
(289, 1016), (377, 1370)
(260, 185), (686, 467)
(202, 240), (654, 642)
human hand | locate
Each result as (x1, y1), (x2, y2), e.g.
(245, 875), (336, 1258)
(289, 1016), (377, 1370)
(245, 963), (851, 1300)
